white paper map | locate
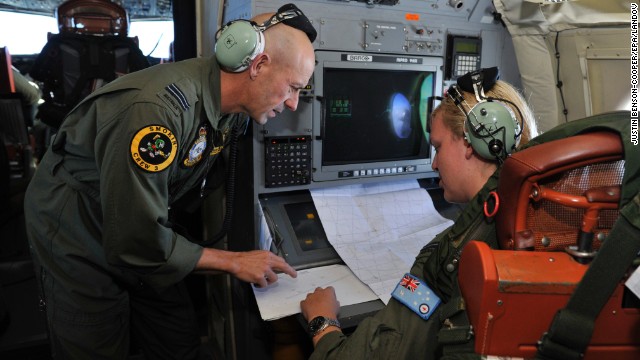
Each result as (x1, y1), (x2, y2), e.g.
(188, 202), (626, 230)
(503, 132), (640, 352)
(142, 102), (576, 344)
(310, 180), (454, 304)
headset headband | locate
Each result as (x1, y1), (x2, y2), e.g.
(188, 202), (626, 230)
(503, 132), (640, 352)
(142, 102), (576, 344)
(263, 3), (317, 42)
(456, 67), (499, 95)
(445, 67), (498, 110)
(215, 3), (316, 43)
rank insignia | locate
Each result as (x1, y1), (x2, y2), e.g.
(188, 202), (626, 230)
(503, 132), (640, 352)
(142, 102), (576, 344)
(184, 127), (208, 167)
(391, 273), (441, 320)
(130, 125), (177, 172)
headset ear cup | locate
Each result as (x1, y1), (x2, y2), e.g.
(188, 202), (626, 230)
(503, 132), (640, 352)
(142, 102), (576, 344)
(465, 101), (518, 160)
(466, 119), (504, 160)
(215, 20), (264, 72)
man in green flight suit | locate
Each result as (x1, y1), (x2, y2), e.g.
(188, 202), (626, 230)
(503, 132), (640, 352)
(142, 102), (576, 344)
(24, 4), (316, 359)
(301, 69), (539, 359)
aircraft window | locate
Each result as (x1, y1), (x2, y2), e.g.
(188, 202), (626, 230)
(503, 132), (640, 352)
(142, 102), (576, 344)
(0, 11), (173, 59)
(129, 20), (174, 59)
(0, 11), (57, 55)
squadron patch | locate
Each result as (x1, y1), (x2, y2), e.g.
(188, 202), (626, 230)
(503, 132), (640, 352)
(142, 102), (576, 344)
(130, 125), (178, 172)
(184, 126), (208, 167)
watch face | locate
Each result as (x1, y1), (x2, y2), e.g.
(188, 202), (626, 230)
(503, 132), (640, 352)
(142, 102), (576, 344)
(308, 316), (326, 333)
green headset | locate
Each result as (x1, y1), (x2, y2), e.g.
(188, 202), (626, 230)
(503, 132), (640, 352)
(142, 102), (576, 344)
(214, 3), (317, 72)
(447, 67), (523, 161)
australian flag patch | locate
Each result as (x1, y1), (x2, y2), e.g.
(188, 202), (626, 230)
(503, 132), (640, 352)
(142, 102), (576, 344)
(391, 273), (441, 320)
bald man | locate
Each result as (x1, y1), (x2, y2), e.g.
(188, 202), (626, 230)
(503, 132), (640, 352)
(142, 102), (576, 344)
(24, 4), (316, 359)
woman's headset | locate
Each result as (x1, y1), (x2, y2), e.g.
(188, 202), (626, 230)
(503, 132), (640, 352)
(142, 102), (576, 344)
(214, 3), (317, 73)
(447, 67), (523, 162)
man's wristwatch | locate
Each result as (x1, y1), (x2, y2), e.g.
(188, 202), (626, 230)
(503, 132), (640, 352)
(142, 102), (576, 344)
(308, 316), (341, 337)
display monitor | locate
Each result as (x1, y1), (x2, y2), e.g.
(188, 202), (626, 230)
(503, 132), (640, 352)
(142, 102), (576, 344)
(312, 50), (443, 182)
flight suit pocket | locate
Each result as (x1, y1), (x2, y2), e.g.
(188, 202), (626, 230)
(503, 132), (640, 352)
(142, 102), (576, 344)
(368, 323), (402, 360)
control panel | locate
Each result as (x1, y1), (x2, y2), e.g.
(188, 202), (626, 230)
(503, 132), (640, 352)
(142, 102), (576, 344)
(264, 136), (312, 188)
(363, 20), (445, 55)
(445, 35), (482, 79)
(336, 165), (419, 179)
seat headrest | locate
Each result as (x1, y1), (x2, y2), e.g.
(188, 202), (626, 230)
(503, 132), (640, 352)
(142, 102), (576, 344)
(496, 131), (623, 250)
(56, 0), (129, 36)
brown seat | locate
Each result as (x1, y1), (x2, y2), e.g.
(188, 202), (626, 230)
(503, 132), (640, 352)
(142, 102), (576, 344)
(30, 0), (149, 129)
(0, 48), (45, 354)
(0, 47), (15, 95)
(0, 47), (33, 185)
(458, 128), (639, 359)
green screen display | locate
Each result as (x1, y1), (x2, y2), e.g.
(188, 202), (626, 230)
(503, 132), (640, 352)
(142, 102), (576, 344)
(455, 40), (478, 54)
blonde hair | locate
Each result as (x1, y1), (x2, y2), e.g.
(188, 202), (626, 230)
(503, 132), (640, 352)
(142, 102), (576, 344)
(431, 80), (538, 149)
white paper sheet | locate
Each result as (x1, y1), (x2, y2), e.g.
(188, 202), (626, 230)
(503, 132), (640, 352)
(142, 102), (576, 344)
(311, 180), (454, 304)
(625, 265), (640, 299)
(252, 264), (378, 321)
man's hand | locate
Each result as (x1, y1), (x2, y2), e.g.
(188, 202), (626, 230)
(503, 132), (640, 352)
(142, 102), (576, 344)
(228, 250), (297, 287)
(195, 248), (296, 288)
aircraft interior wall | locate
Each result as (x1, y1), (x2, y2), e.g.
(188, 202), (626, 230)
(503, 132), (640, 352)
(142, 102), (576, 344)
(494, 0), (632, 132)
(550, 27), (631, 123)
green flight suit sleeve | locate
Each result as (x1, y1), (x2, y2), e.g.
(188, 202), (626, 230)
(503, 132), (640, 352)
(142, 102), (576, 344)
(95, 98), (203, 289)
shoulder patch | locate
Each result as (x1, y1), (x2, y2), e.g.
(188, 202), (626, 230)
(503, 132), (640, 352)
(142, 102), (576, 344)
(391, 273), (441, 320)
(157, 83), (190, 115)
(130, 125), (178, 172)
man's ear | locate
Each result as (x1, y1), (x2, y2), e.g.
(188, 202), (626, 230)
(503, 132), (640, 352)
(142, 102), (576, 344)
(249, 53), (271, 79)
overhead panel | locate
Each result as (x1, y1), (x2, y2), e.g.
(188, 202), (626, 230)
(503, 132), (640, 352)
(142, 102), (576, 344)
(364, 21), (406, 53)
